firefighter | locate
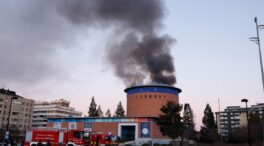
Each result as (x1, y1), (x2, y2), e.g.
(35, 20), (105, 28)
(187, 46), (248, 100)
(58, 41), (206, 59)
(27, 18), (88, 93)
(46, 140), (51, 146)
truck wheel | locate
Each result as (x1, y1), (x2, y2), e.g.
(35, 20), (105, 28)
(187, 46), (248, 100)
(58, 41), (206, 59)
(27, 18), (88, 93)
(31, 144), (37, 146)
(67, 144), (74, 146)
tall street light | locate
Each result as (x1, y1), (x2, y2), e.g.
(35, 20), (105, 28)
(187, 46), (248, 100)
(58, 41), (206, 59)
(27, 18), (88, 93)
(249, 17), (264, 94)
(249, 18), (264, 146)
(5, 96), (18, 141)
(241, 98), (252, 146)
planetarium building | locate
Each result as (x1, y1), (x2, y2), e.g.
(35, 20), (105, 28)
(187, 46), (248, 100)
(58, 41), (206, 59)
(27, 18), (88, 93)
(47, 85), (182, 145)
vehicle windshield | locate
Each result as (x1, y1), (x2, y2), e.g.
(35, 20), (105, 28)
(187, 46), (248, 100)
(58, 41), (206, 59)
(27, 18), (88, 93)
(83, 132), (90, 140)
(73, 131), (82, 139)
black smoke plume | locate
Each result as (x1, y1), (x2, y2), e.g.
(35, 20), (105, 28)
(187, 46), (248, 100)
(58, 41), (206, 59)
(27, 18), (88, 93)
(58, 0), (177, 86)
(0, 0), (176, 86)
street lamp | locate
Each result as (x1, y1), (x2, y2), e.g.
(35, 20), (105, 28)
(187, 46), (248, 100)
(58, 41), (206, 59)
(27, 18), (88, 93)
(250, 17), (264, 146)
(241, 98), (252, 146)
(249, 17), (264, 94)
(5, 96), (18, 141)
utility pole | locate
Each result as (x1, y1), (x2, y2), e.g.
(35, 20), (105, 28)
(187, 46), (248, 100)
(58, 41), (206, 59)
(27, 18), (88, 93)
(218, 98), (222, 143)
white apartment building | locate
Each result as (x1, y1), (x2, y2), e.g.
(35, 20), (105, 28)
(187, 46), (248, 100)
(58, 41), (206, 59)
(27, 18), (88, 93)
(0, 89), (34, 133)
(32, 99), (82, 128)
(215, 103), (264, 139)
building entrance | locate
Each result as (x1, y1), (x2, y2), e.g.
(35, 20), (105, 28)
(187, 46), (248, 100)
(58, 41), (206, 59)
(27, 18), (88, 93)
(121, 125), (135, 141)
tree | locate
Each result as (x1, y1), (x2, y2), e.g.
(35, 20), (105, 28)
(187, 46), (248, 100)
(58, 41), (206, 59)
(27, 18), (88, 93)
(97, 105), (104, 117)
(114, 101), (125, 117)
(200, 104), (217, 144)
(183, 103), (196, 140)
(249, 112), (263, 143)
(105, 108), (112, 117)
(88, 96), (99, 117)
(156, 101), (184, 145)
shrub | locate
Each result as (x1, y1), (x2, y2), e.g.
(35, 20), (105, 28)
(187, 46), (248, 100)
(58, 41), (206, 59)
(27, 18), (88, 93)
(141, 143), (150, 146)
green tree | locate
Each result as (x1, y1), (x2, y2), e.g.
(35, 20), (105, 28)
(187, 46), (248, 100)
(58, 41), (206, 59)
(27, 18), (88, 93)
(97, 105), (104, 117)
(105, 108), (112, 117)
(88, 96), (99, 117)
(183, 103), (196, 140)
(156, 101), (184, 144)
(114, 101), (125, 117)
(200, 104), (217, 144)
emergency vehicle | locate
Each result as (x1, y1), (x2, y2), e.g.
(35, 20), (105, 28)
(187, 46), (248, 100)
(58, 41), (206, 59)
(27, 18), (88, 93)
(24, 129), (90, 146)
(90, 133), (119, 146)
(24, 128), (119, 146)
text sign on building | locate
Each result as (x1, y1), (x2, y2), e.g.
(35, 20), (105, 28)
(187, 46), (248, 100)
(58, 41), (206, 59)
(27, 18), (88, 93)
(53, 122), (61, 129)
(140, 122), (150, 138)
(69, 122), (77, 129)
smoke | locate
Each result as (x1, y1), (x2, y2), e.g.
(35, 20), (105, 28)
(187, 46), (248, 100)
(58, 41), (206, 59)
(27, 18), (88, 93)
(58, 0), (177, 86)
(0, 0), (74, 84)
(0, 0), (176, 86)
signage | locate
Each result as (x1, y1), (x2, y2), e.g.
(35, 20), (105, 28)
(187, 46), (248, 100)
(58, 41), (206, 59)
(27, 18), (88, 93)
(69, 122), (77, 129)
(53, 122), (61, 129)
(49, 117), (151, 123)
(140, 122), (150, 138)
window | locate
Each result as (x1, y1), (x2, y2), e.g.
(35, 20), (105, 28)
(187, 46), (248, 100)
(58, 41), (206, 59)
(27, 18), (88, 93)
(0, 98), (3, 102)
(84, 123), (92, 129)
(73, 131), (81, 139)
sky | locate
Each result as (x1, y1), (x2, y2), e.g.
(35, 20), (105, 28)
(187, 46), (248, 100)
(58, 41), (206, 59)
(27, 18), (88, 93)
(0, 0), (264, 130)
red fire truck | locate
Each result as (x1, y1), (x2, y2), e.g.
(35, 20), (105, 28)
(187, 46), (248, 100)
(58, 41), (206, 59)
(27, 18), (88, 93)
(90, 133), (119, 146)
(24, 129), (90, 146)
(24, 129), (119, 146)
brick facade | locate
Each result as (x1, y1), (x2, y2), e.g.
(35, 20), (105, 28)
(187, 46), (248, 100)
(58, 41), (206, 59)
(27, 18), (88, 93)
(47, 117), (168, 139)
(127, 92), (179, 117)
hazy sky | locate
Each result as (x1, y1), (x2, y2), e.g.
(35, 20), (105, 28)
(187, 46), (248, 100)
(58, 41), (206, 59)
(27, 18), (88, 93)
(0, 0), (263, 129)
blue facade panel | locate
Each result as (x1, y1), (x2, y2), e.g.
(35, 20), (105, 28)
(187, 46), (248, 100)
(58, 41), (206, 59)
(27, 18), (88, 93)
(126, 86), (179, 95)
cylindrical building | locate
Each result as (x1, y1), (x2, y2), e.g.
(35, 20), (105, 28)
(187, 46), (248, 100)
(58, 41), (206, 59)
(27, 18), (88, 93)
(124, 85), (182, 117)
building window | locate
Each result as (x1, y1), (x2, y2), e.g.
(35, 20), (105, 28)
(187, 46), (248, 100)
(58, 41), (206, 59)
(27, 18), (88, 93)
(84, 123), (92, 129)
(0, 98), (3, 102)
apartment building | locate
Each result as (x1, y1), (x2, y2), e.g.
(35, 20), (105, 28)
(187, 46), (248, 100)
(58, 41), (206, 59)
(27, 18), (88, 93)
(0, 88), (34, 131)
(215, 103), (264, 139)
(32, 99), (82, 128)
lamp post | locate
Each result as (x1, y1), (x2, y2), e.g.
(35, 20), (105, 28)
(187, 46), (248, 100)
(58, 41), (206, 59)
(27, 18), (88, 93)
(5, 96), (18, 141)
(249, 17), (264, 146)
(249, 17), (264, 93)
(241, 98), (252, 146)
